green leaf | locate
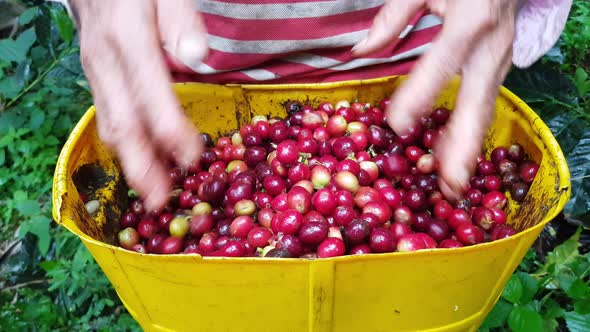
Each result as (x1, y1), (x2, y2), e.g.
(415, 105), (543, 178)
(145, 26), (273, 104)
(34, 5), (56, 54)
(517, 249), (539, 272)
(544, 318), (559, 332)
(45, 136), (60, 146)
(544, 298), (565, 319)
(564, 132), (590, 219)
(54, 114), (74, 133)
(19, 7), (39, 25)
(72, 246), (92, 267)
(18, 215), (51, 256)
(503, 274), (523, 304)
(508, 305), (544, 332)
(0, 28), (36, 62)
(0, 40), (22, 62)
(566, 278), (590, 300)
(0, 58), (31, 100)
(0, 112), (25, 135)
(517, 272), (539, 303)
(572, 255), (590, 276)
(114, 313), (142, 331)
(480, 298), (513, 329)
(29, 109), (45, 130)
(504, 63), (576, 106)
(575, 300), (590, 315)
(15, 200), (41, 216)
(543, 228), (582, 273)
(543, 111), (587, 158)
(557, 269), (577, 290)
(574, 67), (590, 96)
(21, 294), (59, 324)
(565, 311), (590, 332)
(0, 76), (22, 99)
(39, 260), (58, 273)
(14, 190), (27, 201)
(49, 7), (74, 44)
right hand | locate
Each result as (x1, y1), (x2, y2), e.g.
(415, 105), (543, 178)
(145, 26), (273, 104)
(353, 0), (518, 202)
(71, 0), (209, 211)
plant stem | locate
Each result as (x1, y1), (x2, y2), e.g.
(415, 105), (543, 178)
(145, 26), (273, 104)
(571, 174), (590, 181)
(1, 279), (46, 292)
(539, 290), (556, 305)
(535, 93), (590, 121)
(3, 47), (75, 110)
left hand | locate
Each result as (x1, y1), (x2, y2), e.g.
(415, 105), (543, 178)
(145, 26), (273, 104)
(70, 0), (209, 211)
(352, 0), (519, 201)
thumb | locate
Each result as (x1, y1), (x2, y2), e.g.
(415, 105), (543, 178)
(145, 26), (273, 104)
(352, 0), (424, 56)
(156, 0), (209, 67)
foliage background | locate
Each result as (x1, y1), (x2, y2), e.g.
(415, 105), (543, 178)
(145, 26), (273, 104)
(0, 1), (588, 331)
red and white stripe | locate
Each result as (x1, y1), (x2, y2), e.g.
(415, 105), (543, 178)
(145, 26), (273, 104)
(168, 0), (443, 84)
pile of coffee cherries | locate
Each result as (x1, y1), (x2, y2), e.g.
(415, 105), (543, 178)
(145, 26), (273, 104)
(116, 99), (539, 258)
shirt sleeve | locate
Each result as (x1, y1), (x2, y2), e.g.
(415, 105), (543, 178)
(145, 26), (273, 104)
(512, 0), (573, 68)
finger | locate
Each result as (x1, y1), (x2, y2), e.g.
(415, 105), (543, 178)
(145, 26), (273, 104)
(84, 41), (171, 210)
(436, 45), (512, 201)
(113, 2), (203, 169)
(385, 1), (494, 136)
(436, 92), (493, 202)
(352, 0), (424, 56)
(116, 124), (171, 211)
(425, 0), (446, 17)
(156, 0), (209, 66)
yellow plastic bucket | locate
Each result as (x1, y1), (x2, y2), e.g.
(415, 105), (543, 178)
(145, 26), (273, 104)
(52, 76), (570, 332)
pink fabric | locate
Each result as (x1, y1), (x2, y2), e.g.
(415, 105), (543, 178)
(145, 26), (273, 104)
(513, 0), (573, 68)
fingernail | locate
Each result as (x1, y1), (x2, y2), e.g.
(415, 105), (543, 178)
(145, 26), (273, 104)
(391, 115), (413, 135)
(183, 136), (204, 168)
(150, 183), (172, 211)
(180, 147), (199, 169)
(177, 35), (207, 65)
(145, 195), (162, 213)
(457, 167), (470, 191)
(439, 178), (459, 203)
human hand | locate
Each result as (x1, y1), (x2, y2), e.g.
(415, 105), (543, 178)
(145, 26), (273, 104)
(353, 0), (519, 201)
(71, 0), (208, 210)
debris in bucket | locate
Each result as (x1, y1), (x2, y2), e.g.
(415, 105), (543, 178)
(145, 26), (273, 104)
(114, 99), (540, 258)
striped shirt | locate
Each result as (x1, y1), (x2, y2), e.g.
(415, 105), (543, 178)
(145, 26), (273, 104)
(50, 0), (573, 84)
(166, 0), (442, 84)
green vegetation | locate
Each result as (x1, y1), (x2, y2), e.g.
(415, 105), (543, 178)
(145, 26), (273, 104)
(481, 229), (590, 331)
(0, 1), (588, 331)
(0, 2), (138, 331)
